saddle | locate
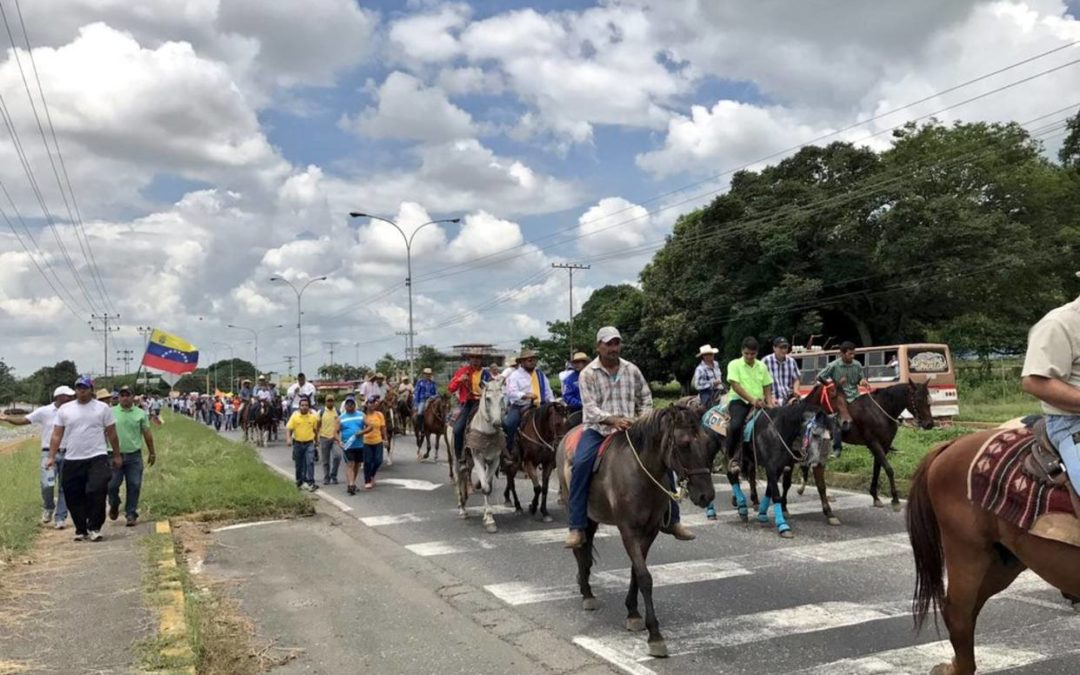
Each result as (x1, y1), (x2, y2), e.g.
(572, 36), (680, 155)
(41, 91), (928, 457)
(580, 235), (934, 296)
(1023, 417), (1070, 488)
(563, 426), (615, 473)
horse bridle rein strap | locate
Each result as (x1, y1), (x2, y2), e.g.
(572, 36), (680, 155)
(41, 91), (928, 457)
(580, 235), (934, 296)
(759, 407), (807, 463)
(518, 410), (559, 453)
(861, 386), (904, 425)
(623, 430), (684, 502)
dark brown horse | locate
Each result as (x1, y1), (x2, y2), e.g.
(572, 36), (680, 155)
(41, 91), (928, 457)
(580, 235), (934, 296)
(557, 404), (716, 658)
(241, 398), (274, 447)
(502, 402), (569, 521)
(908, 430), (1080, 675)
(416, 394), (451, 469)
(840, 380), (935, 510)
(395, 395), (413, 436)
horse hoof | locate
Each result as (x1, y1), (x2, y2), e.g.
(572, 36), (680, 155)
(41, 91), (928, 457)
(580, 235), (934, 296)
(485, 523), (497, 533)
(458, 510), (468, 519)
(626, 617), (646, 632)
(778, 529), (795, 539)
(582, 597), (599, 611)
(739, 511), (749, 523)
(827, 516), (842, 526)
(542, 515), (553, 524)
(796, 486), (806, 496)
(873, 499), (885, 508)
(891, 501), (903, 513)
(757, 515), (770, 525)
(647, 641), (668, 658)
(930, 663), (955, 675)
(503, 500), (513, 508)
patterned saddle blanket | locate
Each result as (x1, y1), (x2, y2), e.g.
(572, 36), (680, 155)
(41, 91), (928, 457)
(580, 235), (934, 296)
(563, 426), (616, 472)
(967, 426), (1079, 547)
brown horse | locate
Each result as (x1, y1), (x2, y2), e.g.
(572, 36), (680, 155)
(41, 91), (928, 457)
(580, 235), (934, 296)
(557, 404), (716, 657)
(908, 431), (1080, 675)
(395, 395), (413, 436)
(502, 402), (569, 521)
(416, 394), (451, 469)
(840, 380), (935, 510)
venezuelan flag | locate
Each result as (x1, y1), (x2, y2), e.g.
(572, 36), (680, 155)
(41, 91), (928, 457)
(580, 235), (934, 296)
(142, 328), (199, 375)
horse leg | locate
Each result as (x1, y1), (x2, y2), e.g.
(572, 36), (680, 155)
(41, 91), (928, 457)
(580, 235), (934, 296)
(780, 467), (793, 520)
(758, 467), (792, 537)
(482, 459), (498, 533)
(728, 471), (749, 522)
(814, 464), (840, 526)
(796, 464), (809, 496)
(575, 520), (600, 610)
(619, 526), (666, 657)
(539, 462), (554, 523)
(870, 451), (884, 507)
(525, 461), (541, 516)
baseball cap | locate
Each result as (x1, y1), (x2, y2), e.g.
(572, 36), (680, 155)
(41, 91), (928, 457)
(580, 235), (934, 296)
(118, 385), (133, 395)
(53, 385), (76, 398)
(367, 394), (381, 403)
(773, 336), (791, 347)
(596, 326), (622, 344)
(74, 374), (94, 389)
(344, 395), (357, 405)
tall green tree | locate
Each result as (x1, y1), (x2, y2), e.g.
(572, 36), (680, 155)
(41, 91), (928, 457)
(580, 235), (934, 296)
(19, 360), (80, 404)
(317, 363), (369, 381)
(1061, 107), (1080, 169)
(412, 345), (444, 374)
(0, 359), (18, 404)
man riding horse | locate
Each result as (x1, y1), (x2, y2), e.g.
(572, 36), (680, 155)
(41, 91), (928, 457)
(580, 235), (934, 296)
(503, 349), (554, 461)
(817, 341), (869, 457)
(565, 326), (696, 548)
(692, 344), (724, 408)
(413, 368), (437, 429)
(449, 348), (492, 460)
(561, 351), (589, 428)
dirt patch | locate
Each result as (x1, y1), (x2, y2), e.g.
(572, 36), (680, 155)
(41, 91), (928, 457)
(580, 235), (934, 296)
(0, 437), (32, 457)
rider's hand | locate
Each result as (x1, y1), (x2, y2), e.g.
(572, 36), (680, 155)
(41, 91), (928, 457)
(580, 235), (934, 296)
(610, 416), (634, 431)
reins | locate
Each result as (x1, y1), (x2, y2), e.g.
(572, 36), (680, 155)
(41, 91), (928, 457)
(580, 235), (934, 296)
(518, 408), (560, 453)
(624, 429), (685, 502)
(759, 406), (807, 463)
(860, 385), (904, 426)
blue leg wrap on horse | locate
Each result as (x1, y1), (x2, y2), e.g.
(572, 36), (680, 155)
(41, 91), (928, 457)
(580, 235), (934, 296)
(773, 502), (790, 532)
(705, 502), (716, 518)
(757, 495), (772, 522)
(731, 482), (746, 507)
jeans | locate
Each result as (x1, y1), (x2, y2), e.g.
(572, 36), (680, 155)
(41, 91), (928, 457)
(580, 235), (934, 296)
(726, 399), (752, 461)
(62, 455), (111, 535)
(108, 453), (144, 519)
(292, 441), (315, 486)
(452, 399), (478, 460)
(363, 443), (384, 483)
(503, 404), (528, 455)
(698, 389), (715, 407)
(319, 437), (341, 481)
(40, 449), (68, 523)
(1047, 415), (1080, 496)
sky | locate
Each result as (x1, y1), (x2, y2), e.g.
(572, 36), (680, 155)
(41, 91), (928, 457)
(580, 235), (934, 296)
(1, 0), (1079, 378)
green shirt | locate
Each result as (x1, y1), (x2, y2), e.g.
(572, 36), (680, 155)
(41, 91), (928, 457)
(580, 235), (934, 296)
(727, 357), (773, 403)
(818, 358), (865, 401)
(112, 405), (149, 454)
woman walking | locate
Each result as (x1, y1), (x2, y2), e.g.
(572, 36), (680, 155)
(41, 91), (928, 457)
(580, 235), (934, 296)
(362, 395), (388, 490)
(338, 396), (366, 495)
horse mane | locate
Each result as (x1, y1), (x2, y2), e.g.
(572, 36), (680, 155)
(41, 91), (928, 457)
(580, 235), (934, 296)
(626, 405), (696, 475)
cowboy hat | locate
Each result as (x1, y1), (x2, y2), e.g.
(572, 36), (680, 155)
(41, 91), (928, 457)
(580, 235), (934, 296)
(518, 349), (538, 360)
(697, 344), (720, 357)
(95, 388), (112, 401)
(422, 367), (433, 374)
(571, 351), (590, 363)
(374, 372), (385, 379)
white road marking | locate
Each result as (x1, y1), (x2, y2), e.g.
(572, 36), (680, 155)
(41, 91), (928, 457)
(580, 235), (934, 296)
(211, 520), (287, 533)
(359, 504), (518, 527)
(263, 462), (354, 512)
(784, 533), (911, 563)
(377, 478), (443, 491)
(793, 643), (1044, 675)
(485, 558), (752, 606)
(405, 527), (618, 557)
(572, 637), (658, 675)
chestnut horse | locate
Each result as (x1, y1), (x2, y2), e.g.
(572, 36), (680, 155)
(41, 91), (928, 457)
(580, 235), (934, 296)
(502, 401), (569, 521)
(416, 393), (452, 474)
(907, 430), (1080, 675)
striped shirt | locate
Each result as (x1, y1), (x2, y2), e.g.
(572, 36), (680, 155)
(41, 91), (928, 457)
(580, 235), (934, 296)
(581, 357), (652, 436)
(762, 353), (800, 402)
(692, 360), (724, 392)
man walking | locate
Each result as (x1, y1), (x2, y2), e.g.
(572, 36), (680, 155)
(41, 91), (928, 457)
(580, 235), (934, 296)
(503, 350), (554, 459)
(286, 396), (319, 491)
(566, 327), (695, 548)
(817, 341), (867, 457)
(109, 386), (156, 527)
(413, 368), (437, 427)
(692, 344), (725, 407)
(338, 396), (367, 495)
(762, 337), (801, 404)
(48, 376), (122, 542)
(0, 385), (75, 529)
(448, 349), (491, 459)
(726, 337), (775, 472)
(317, 394), (341, 485)
(287, 373), (317, 413)
(1021, 285), (1080, 499)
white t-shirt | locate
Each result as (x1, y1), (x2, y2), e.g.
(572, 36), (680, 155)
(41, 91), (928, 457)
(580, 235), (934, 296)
(287, 382), (317, 409)
(26, 403), (62, 449)
(56, 399), (116, 460)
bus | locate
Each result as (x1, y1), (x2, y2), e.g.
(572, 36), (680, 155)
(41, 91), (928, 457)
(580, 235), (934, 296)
(791, 343), (958, 418)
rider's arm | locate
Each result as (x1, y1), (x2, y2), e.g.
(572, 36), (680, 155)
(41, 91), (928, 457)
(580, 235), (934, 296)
(1022, 376), (1080, 414)
(636, 366), (653, 415)
(580, 370), (616, 425)
(692, 365), (709, 392)
(504, 370), (526, 405)
(763, 383), (775, 408)
(729, 380), (756, 405)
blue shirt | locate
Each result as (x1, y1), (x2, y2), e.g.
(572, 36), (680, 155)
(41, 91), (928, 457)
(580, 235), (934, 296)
(562, 370), (582, 410)
(413, 378), (437, 406)
(338, 411), (367, 449)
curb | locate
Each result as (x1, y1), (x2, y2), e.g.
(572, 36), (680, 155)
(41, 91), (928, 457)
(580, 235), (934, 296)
(150, 520), (197, 674)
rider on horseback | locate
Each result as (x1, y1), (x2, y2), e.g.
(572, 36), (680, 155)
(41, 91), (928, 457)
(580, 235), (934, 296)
(692, 344), (724, 408)
(816, 341), (868, 457)
(725, 337), (776, 473)
(565, 327), (696, 549)
(413, 368), (437, 426)
(239, 379), (253, 401)
(1021, 285), (1080, 498)
(503, 350), (554, 460)
(561, 352), (589, 426)
(449, 349), (492, 460)
(254, 375), (274, 401)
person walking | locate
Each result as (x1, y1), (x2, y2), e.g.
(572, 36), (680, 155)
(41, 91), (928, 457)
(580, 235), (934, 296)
(448, 349), (491, 460)
(285, 396), (319, 492)
(317, 394), (341, 485)
(762, 337), (801, 404)
(725, 337), (775, 472)
(47, 376), (122, 542)
(362, 395), (388, 489)
(816, 341), (868, 457)
(503, 349), (554, 459)
(337, 396), (367, 495)
(692, 344), (725, 408)
(0, 385), (75, 529)
(108, 386), (156, 527)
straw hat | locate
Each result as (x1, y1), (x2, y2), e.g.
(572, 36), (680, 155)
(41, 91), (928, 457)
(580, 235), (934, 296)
(571, 351), (590, 363)
(697, 344), (720, 357)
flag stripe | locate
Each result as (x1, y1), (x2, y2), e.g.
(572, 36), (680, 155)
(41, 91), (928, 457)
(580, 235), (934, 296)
(142, 353), (197, 375)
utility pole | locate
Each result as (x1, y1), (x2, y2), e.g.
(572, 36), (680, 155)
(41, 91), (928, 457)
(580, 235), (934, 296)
(90, 313), (120, 377)
(324, 341), (339, 368)
(354, 342), (361, 368)
(116, 348), (134, 375)
(394, 331), (412, 365)
(283, 355), (296, 378)
(551, 263), (590, 359)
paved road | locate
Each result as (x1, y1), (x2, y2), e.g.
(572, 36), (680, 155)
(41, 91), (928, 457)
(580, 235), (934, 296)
(227, 428), (1079, 674)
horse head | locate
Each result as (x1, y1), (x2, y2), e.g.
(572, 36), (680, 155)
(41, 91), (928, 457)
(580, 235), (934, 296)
(654, 404), (715, 509)
(908, 380), (935, 430)
(810, 382), (853, 432)
(476, 377), (507, 431)
(544, 400), (570, 439)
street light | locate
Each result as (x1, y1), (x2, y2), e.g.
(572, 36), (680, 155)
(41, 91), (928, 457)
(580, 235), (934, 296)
(269, 275), (327, 375)
(348, 212), (461, 379)
(226, 324), (283, 376)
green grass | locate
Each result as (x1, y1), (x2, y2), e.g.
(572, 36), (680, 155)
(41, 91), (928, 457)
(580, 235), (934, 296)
(0, 439), (43, 558)
(140, 413), (313, 521)
(827, 426), (976, 491)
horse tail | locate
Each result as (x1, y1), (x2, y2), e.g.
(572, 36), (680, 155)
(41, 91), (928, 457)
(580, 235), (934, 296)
(907, 440), (951, 632)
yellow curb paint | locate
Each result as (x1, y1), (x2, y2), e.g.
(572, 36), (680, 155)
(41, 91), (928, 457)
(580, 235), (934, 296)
(148, 520), (196, 669)
(155, 520), (171, 534)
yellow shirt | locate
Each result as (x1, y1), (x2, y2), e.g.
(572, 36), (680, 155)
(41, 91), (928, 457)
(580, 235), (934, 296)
(318, 407), (338, 439)
(530, 371), (541, 406)
(363, 411), (385, 445)
(286, 411), (318, 443)
(470, 369), (482, 396)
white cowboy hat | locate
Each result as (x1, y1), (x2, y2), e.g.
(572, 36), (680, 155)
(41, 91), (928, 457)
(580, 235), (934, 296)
(422, 367), (433, 374)
(697, 344), (720, 357)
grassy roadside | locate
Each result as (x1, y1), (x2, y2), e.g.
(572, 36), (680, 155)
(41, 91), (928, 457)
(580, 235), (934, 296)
(0, 438), (42, 558)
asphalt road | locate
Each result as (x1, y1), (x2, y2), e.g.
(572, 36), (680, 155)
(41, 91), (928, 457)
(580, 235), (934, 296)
(224, 428), (1079, 675)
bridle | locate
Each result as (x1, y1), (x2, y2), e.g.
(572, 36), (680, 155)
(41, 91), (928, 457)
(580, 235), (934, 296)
(625, 408), (709, 502)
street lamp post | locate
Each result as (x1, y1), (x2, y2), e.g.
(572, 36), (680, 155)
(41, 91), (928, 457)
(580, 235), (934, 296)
(348, 212), (460, 379)
(226, 324), (283, 376)
(269, 275), (327, 375)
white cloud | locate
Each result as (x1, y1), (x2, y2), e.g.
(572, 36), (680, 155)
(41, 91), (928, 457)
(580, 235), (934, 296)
(387, 3), (469, 65)
(342, 72), (476, 143)
(576, 197), (658, 255)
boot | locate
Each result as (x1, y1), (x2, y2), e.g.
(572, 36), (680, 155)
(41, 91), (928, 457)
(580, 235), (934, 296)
(564, 529), (586, 549)
(662, 522), (696, 541)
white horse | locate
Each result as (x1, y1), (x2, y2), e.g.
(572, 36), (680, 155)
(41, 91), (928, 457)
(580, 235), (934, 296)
(454, 377), (507, 533)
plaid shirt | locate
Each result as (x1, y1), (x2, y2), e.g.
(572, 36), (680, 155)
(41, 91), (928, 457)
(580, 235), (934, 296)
(581, 357), (652, 436)
(762, 354), (800, 401)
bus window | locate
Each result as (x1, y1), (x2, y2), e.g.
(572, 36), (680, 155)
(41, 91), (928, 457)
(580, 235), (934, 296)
(866, 350), (900, 383)
(906, 347), (950, 374)
(797, 355), (821, 385)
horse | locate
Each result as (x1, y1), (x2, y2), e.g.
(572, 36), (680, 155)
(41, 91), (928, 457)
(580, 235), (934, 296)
(838, 380), (935, 511)
(557, 404), (716, 658)
(416, 393), (451, 467)
(454, 378), (507, 533)
(242, 399), (274, 447)
(268, 396), (283, 442)
(907, 429), (1080, 675)
(734, 383), (853, 537)
(502, 401), (569, 521)
(395, 395), (413, 436)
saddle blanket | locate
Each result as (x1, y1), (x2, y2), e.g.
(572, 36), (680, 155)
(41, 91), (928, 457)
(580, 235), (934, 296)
(701, 402), (759, 443)
(563, 426), (616, 471)
(967, 427), (1078, 547)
